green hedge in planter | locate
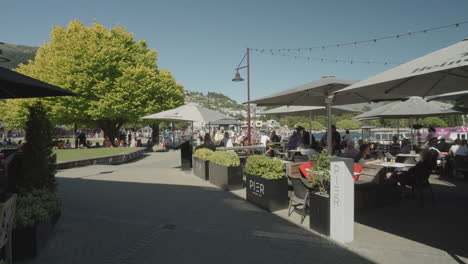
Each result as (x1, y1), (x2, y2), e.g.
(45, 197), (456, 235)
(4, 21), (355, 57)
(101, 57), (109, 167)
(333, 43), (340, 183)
(308, 152), (334, 195)
(209, 151), (240, 167)
(193, 148), (214, 161)
(245, 155), (284, 180)
(15, 188), (62, 229)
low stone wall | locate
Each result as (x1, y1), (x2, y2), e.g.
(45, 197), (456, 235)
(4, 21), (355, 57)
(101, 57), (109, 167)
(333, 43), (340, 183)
(57, 148), (146, 169)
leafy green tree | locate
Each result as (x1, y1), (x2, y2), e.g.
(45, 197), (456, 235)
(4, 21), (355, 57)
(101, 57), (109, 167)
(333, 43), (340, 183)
(421, 117), (447, 127)
(2, 20), (184, 142)
(336, 119), (361, 129)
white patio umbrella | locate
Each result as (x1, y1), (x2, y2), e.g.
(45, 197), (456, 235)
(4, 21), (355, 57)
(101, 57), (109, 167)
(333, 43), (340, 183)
(141, 103), (235, 123)
(354, 97), (460, 120)
(354, 97), (462, 149)
(337, 38), (468, 102)
(259, 105), (361, 130)
(141, 103), (235, 140)
(250, 76), (362, 153)
(428, 90), (468, 105)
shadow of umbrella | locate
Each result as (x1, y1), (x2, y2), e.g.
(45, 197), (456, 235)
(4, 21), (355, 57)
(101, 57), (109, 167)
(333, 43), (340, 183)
(0, 66), (76, 98)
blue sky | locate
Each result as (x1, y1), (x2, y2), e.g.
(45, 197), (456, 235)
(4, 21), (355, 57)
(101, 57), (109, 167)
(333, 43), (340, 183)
(2, 0), (468, 102)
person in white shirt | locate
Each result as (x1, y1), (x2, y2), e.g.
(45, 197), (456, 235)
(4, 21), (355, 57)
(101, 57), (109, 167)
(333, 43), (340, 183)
(260, 132), (270, 147)
(342, 129), (353, 147)
(449, 139), (461, 157)
(221, 132), (233, 148)
(455, 139), (468, 156)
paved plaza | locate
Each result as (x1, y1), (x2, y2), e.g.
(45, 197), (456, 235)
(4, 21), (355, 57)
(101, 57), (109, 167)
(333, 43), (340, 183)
(18, 150), (468, 264)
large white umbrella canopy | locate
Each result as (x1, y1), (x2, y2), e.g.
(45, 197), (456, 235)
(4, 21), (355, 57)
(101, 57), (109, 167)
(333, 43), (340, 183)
(259, 105), (361, 116)
(428, 90), (468, 105)
(354, 96), (460, 120)
(250, 76), (360, 153)
(250, 76), (360, 106)
(337, 38), (468, 103)
(141, 103), (235, 123)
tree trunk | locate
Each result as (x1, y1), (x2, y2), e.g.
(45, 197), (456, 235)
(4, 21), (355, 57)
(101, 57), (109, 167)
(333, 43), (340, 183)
(73, 123), (78, 148)
(97, 120), (125, 147)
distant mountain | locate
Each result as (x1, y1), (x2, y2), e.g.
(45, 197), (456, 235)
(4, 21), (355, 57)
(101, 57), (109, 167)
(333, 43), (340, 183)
(0, 43), (38, 69)
(185, 90), (246, 119)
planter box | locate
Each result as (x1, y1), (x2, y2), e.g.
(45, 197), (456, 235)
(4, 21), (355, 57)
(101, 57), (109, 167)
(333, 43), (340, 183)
(193, 158), (209, 180)
(209, 163), (243, 190)
(246, 174), (288, 212)
(309, 192), (330, 236)
(12, 212), (62, 260)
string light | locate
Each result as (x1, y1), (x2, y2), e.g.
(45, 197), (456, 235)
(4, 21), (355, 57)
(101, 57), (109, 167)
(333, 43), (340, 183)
(251, 20), (468, 53)
(254, 50), (399, 66)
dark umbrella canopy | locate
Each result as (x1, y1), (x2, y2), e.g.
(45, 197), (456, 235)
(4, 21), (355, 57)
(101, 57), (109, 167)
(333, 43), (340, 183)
(0, 67), (76, 98)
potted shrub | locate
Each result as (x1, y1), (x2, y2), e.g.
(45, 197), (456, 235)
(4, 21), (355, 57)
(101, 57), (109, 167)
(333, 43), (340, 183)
(12, 189), (62, 259)
(193, 148), (214, 180)
(308, 152), (333, 236)
(244, 155), (287, 212)
(12, 103), (63, 259)
(208, 151), (243, 190)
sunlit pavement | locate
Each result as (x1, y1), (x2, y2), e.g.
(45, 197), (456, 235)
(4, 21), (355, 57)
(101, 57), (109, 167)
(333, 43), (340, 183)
(18, 150), (468, 264)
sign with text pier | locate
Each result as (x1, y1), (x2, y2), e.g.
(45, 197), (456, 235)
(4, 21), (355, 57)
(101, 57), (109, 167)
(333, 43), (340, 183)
(330, 157), (354, 243)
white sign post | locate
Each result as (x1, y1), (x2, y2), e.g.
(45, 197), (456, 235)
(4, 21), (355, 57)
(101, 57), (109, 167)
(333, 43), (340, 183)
(330, 157), (354, 243)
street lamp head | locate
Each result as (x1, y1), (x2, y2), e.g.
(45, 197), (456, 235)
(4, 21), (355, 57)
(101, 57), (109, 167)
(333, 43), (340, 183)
(232, 70), (244, 82)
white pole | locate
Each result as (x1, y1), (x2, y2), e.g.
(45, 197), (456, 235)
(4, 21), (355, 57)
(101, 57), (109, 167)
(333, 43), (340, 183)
(326, 95), (333, 154)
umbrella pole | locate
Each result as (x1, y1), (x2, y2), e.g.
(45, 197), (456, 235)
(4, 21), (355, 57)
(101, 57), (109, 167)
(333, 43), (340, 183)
(397, 121), (400, 141)
(326, 96), (333, 154)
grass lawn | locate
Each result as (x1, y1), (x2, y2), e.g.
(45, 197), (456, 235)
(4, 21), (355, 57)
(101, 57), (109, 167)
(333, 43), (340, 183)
(54, 147), (139, 162)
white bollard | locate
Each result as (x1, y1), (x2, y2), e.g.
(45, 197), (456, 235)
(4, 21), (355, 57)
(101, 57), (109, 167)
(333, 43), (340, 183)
(330, 157), (354, 243)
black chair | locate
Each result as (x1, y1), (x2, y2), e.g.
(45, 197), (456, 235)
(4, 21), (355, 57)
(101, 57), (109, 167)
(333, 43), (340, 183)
(408, 166), (435, 207)
(287, 175), (313, 224)
(453, 155), (468, 179)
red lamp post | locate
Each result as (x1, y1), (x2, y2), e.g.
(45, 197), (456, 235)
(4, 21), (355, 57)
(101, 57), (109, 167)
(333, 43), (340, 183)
(232, 48), (251, 145)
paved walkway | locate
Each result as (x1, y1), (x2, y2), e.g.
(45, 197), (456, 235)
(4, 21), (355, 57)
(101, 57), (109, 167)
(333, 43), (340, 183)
(19, 151), (371, 264)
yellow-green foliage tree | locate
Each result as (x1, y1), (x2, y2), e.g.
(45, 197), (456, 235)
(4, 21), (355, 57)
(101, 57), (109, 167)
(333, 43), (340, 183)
(0, 20), (184, 141)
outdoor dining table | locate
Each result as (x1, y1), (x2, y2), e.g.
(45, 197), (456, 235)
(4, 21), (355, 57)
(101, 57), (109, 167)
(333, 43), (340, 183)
(396, 153), (419, 164)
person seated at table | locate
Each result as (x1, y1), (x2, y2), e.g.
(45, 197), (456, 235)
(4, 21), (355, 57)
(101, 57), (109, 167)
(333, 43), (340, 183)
(221, 132), (233, 147)
(424, 137), (447, 170)
(341, 141), (359, 160)
(400, 138), (411, 154)
(389, 136), (400, 155)
(357, 139), (364, 150)
(455, 139), (468, 156)
(287, 131), (298, 150)
(266, 131), (281, 157)
(391, 149), (433, 190)
(342, 129), (353, 148)
(355, 144), (383, 165)
(202, 133), (216, 151)
(436, 136), (449, 152)
(270, 131), (280, 142)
